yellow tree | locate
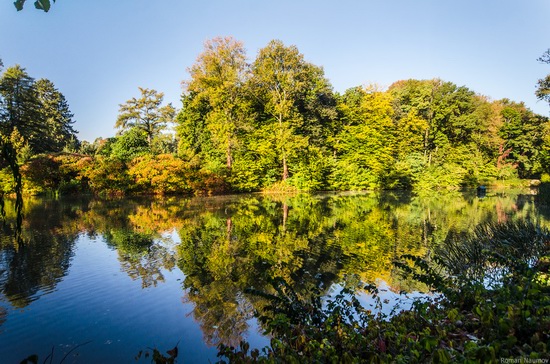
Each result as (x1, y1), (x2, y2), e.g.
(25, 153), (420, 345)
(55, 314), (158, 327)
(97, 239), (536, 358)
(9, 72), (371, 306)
(183, 37), (252, 170)
(249, 40), (316, 181)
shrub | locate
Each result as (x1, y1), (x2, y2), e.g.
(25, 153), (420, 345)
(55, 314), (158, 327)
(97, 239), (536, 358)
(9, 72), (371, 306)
(128, 154), (193, 195)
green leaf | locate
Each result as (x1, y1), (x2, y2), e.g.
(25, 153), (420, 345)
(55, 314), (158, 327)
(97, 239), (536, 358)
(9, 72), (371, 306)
(14, 0), (26, 11)
(34, 0), (50, 12)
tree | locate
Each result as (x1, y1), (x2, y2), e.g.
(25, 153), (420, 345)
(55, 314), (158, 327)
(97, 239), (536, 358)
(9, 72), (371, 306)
(536, 49), (550, 108)
(331, 86), (396, 190)
(0, 65), (41, 149)
(0, 67), (78, 155)
(182, 36), (252, 170)
(115, 87), (175, 147)
(249, 40), (335, 182)
(498, 99), (548, 178)
(109, 127), (150, 161)
(35, 79), (78, 152)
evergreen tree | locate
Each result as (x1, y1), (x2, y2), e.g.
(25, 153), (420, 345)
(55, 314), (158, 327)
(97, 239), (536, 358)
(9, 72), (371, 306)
(35, 78), (78, 152)
(0, 65), (42, 151)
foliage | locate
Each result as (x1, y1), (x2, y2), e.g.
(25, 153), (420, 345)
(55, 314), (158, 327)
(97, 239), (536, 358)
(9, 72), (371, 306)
(249, 39), (337, 184)
(182, 36), (252, 171)
(0, 63), (77, 220)
(536, 49), (550, 107)
(109, 127), (150, 161)
(3, 42), (550, 200)
(331, 87), (395, 190)
(498, 99), (547, 178)
(116, 87), (175, 146)
(175, 39), (549, 193)
(14, 0), (55, 12)
(80, 156), (131, 196)
(218, 220), (550, 363)
(35, 78), (79, 153)
(0, 66), (77, 155)
(128, 154), (194, 195)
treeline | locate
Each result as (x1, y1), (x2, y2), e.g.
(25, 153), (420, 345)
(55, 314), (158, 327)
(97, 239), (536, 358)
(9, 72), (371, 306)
(1, 39), (550, 196)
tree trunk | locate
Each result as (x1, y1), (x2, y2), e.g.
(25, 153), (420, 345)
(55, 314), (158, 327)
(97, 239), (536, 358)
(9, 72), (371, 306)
(282, 154), (288, 180)
(282, 202), (288, 232)
(226, 142), (232, 170)
(226, 217), (232, 242)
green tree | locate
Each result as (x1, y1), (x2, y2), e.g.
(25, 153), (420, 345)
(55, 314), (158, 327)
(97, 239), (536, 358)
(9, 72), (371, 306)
(182, 36), (252, 171)
(0, 67), (77, 155)
(498, 99), (548, 178)
(115, 87), (175, 147)
(331, 86), (396, 190)
(35, 78), (78, 152)
(249, 40), (336, 183)
(536, 49), (550, 108)
(388, 79), (496, 188)
(0, 65), (40, 215)
(109, 127), (150, 161)
(0, 65), (42, 151)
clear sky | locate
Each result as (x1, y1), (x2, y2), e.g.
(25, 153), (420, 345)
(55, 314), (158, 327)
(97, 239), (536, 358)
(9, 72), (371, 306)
(1, 0), (549, 142)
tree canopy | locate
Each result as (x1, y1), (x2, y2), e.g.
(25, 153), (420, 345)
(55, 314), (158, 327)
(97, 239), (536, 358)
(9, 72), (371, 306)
(536, 49), (550, 108)
(2, 40), (550, 200)
(115, 87), (175, 147)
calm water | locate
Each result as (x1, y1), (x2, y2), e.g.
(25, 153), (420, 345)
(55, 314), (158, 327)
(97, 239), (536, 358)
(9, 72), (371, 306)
(0, 189), (548, 362)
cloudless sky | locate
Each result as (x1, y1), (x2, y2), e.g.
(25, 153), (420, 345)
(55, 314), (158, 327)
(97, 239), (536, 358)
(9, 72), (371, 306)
(1, 0), (549, 142)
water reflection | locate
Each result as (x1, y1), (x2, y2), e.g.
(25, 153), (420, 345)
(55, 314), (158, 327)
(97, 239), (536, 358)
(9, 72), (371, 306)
(0, 189), (547, 352)
(0, 198), (81, 308)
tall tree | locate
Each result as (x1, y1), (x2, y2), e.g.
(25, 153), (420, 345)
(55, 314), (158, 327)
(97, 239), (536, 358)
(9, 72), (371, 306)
(35, 78), (78, 152)
(498, 99), (548, 178)
(115, 87), (175, 147)
(0, 65), (38, 221)
(0, 65), (42, 148)
(536, 49), (550, 108)
(182, 36), (252, 170)
(1, 67), (78, 154)
(331, 86), (396, 190)
(249, 40), (335, 182)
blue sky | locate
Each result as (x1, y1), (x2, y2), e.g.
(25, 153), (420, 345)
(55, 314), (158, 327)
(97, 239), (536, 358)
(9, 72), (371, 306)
(1, 0), (549, 142)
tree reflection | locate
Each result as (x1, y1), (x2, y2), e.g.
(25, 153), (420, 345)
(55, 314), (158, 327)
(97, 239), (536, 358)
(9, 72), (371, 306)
(83, 199), (180, 288)
(0, 188), (546, 342)
(0, 198), (80, 308)
(176, 190), (547, 346)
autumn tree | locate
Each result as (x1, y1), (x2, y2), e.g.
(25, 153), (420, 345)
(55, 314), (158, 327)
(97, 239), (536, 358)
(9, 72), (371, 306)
(116, 87), (175, 147)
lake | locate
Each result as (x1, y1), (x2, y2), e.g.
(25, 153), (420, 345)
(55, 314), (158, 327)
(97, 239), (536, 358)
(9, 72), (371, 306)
(0, 188), (548, 362)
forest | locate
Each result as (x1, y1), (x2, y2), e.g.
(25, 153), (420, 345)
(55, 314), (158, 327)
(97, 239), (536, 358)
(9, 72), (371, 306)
(1, 38), (550, 198)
